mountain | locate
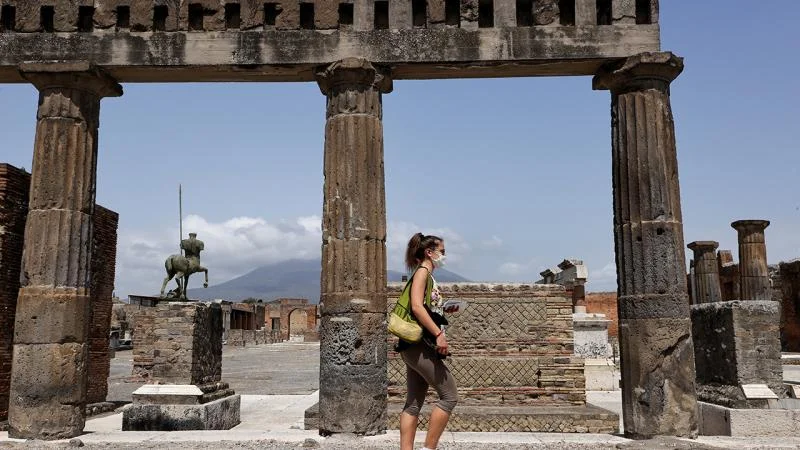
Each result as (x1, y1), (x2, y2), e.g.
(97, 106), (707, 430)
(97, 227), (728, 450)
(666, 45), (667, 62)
(186, 259), (469, 303)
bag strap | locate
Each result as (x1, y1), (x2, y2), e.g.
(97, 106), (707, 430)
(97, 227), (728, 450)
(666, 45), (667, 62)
(398, 266), (433, 310)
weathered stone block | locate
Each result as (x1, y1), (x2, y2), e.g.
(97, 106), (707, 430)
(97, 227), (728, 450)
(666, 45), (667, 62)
(319, 313), (387, 366)
(692, 300), (785, 407)
(274, 1), (300, 30)
(318, 363), (386, 434)
(8, 343), (86, 439)
(122, 392), (241, 431)
(320, 291), (386, 314)
(131, 302), (223, 384)
(13, 288), (90, 344)
(618, 317), (698, 438)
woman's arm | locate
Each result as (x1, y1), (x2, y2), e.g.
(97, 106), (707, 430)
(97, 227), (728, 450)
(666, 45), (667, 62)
(409, 268), (441, 336)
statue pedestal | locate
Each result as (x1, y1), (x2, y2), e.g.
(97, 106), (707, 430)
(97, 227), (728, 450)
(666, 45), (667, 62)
(123, 384), (240, 431)
(125, 302), (240, 430)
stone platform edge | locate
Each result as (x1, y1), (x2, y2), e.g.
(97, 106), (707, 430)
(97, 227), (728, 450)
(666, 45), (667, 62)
(304, 402), (618, 434)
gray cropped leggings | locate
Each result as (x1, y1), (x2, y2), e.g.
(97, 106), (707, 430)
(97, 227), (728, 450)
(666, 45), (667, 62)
(400, 343), (458, 416)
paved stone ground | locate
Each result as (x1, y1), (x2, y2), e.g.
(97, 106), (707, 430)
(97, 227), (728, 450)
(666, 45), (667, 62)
(108, 342), (320, 402)
(3, 343), (800, 449)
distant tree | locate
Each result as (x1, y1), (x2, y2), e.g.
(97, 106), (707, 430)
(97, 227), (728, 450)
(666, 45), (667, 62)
(241, 297), (262, 304)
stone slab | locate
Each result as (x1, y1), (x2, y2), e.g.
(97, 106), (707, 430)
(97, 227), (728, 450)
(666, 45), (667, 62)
(698, 401), (800, 437)
(742, 384), (779, 399)
(122, 394), (241, 431)
(305, 402), (618, 433)
(131, 384), (205, 405)
(385, 403), (619, 433)
(790, 385), (800, 399)
(584, 358), (620, 391)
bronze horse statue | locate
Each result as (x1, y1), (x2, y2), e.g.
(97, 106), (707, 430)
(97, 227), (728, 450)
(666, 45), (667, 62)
(160, 232), (209, 300)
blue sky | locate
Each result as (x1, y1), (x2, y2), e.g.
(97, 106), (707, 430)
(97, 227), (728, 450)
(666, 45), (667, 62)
(1, 2), (798, 297)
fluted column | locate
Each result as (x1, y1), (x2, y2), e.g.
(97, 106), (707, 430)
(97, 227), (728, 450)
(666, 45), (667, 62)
(732, 219), (770, 300)
(687, 241), (722, 304)
(594, 52), (698, 439)
(8, 62), (121, 440)
(315, 58), (391, 435)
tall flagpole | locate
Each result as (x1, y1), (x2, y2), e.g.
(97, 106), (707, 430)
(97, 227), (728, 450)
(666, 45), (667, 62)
(179, 184), (183, 256)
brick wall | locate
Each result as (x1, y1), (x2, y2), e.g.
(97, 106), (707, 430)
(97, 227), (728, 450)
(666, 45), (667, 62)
(0, 164), (29, 422)
(86, 205), (119, 404)
(777, 261), (800, 352)
(585, 292), (618, 338)
(132, 302), (223, 385)
(387, 283), (585, 407)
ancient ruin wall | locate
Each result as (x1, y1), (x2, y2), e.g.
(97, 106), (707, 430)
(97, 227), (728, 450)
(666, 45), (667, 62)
(585, 291), (618, 338)
(0, 0), (661, 82)
(86, 205), (119, 404)
(387, 283), (585, 407)
(776, 261), (800, 352)
(0, 164), (29, 422)
(132, 302), (223, 384)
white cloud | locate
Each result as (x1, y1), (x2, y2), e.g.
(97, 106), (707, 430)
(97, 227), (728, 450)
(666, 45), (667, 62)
(587, 261), (617, 292)
(480, 235), (503, 249)
(115, 214), (322, 297)
(496, 257), (541, 280)
(386, 221), (470, 270)
(115, 215), (482, 297)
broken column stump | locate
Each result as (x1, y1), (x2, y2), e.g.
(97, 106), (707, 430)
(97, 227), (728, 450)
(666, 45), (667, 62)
(122, 302), (240, 431)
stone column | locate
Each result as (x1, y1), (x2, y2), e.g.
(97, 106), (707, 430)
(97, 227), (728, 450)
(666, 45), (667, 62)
(8, 62), (121, 440)
(732, 219), (771, 301)
(687, 241), (722, 304)
(593, 52), (698, 439)
(315, 58), (391, 435)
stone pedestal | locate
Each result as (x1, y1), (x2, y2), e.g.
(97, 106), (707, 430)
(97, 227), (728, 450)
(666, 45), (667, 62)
(594, 52), (699, 438)
(122, 302), (240, 431)
(573, 312), (619, 392)
(313, 58), (391, 436)
(8, 62), (121, 440)
(692, 300), (785, 408)
(688, 241), (722, 304)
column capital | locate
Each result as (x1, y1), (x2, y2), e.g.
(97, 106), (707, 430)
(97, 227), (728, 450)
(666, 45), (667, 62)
(19, 61), (122, 98)
(315, 58), (393, 96)
(731, 219), (770, 234)
(593, 51), (683, 94)
(687, 241), (719, 253)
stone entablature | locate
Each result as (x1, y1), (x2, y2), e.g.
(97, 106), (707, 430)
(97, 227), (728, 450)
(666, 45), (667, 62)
(0, 1), (660, 82)
(387, 283), (585, 407)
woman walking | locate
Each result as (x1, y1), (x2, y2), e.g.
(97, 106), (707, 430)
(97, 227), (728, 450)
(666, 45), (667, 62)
(398, 233), (458, 450)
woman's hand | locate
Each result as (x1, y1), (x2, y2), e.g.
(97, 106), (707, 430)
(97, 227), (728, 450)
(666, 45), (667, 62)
(435, 331), (448, 355)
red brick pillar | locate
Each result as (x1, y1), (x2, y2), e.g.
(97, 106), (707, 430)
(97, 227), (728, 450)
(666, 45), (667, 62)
(86, 206), (119, 404)
(0, 164), (30, 422)
(9, 62), (121, 439)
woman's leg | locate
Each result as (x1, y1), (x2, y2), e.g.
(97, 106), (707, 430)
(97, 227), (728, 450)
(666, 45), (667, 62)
(401, 348), (429, 450)
(423, 359), (458, 450)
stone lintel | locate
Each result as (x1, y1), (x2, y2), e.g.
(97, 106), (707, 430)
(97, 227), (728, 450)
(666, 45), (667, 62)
(315, 58), (392, 95)
(592, 51), (683, 94)
(19, 61), (122, 98)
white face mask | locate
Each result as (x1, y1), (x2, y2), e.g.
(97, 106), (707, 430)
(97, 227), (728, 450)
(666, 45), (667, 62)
(431, 251), (447, 268)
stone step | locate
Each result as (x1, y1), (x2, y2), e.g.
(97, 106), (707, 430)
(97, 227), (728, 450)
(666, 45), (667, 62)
(304, 402), (618, 433)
